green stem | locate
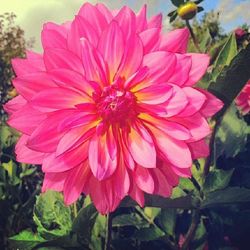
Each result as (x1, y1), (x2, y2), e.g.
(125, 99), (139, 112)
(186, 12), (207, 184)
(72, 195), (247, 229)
(104, 213), (113, 250)
(185, 20), (201, 52)
(203, 107), (227, 176)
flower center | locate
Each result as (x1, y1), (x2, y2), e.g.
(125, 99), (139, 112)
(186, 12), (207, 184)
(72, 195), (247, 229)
(94, 85), (137, 125)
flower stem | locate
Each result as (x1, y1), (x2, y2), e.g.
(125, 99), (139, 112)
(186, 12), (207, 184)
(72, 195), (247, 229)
(203, 107), (227, 176)
(73, 202), (78, 218)
(104, 213), (113, 250)
(181, 210), (200, 250)
(185, 20), (201, 52)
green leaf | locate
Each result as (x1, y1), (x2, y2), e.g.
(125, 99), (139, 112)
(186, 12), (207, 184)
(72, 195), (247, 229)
(0, 124), (15, 148)
(72, 203), (98, 245)
(170, 12), (178, 23)
(170, 0), (184, 7)
(2, 160), (21, 185)
(33, 190), (73, 240)
(200, 29), (212, 53)
(201, 187), (250, 209)
(134, 224), (165, 241)
(167, 10), (176, 17)
(216, 104), (250, 158)
(192, 159), (205, 187)
(194, 0), (204, 4)
(197, 6), (204, 12)
(178, 177), (196, 192)
(9, 230), (45, 250)
(113, 214), (148, 229)
(208, 43), (250, 107)
(203, 169), (234, 193)
(144, 207), (161, 220)
(156, 208), (176, 237)
(212, 33), (237, 81)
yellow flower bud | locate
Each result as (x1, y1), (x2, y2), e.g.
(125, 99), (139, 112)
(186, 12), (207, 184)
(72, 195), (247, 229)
(177, 2), (198, 20)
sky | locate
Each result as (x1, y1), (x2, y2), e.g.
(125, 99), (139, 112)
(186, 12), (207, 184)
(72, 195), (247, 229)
(0, 0), (249, 51)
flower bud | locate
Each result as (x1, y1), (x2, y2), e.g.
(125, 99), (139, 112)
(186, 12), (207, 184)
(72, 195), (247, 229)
(177, 2), (198, 20)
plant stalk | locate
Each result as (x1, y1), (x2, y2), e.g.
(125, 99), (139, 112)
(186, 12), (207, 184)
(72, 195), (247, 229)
(104, 213), (113, 250)
(185, 20), (201, 52)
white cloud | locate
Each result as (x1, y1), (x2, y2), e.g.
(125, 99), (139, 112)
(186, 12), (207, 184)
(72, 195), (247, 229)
(0, 0), (167, 51)
(216, 0), (250, 29)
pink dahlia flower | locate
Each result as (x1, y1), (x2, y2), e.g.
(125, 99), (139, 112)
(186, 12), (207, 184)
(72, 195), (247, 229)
(236, 80), (250, 115)
(5, 3), (223, 214)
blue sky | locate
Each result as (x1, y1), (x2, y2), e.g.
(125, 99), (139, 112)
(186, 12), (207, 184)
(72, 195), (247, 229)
(0, 0), (249, 50)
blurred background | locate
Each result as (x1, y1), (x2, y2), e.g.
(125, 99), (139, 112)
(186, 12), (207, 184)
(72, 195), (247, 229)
(1, 1), (250, 250)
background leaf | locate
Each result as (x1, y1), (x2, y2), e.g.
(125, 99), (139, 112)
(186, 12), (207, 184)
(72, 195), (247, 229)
(203, 169), (234, 193)
(9, 230), (45, 250)
(33, 190), (72, 240)
(208, 43), (250, 107)
(201, 187), (250, 209)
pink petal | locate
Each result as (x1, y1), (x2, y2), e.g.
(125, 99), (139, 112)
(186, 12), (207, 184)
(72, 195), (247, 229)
(151, 168), (171, 197)
(139, 28), (160, 54)
(8, 104), (46, 135)
(98, 21), (124, 81)
(49, 69), (95, 95)
(42, 172), (67, 192)
(27, 109), (76, 152)
(4, 95), (26, 114)
(81, 38), (109, 83)
(12, 72), (56, 100)
(26, 50), (43, 60)
(43, 22), (68, 38)
(127, 123), (156, 168)
(15, 134), (45, 164)
(89, 177), (121, 214)
(125, 66), (149, 89)
(136, 83), (173, 105)
(129, 180), (145, 207)
(12, 57), (45, 76)
(171, 165), (191, 178)
(64, 162), (91, 205)
(43, 48), (85, 75)
(78, 3), (108, 37)
(113, 161), (130, 198)
(31, 87), (87, 112)
(114, 6), (136, 40)
(142, 51), (176, 86)
(89, 129), (117, 180)
(188, 139), (209, 159)
(147, 14), (162, 28)
(68, 15), (99, 57)
(136, 5), (147, 33)
(178, 87), (206, 117)
(134, 165), (154, 194)
(56, 123), (96, 156)
(159, 28), (189, 53)
(116, 33), (143, 79)
(150, 126), (192, 168)
(168, 54), (191, 86)
(184, 53), (210, 86)
(140, 114), (191, 140)
(41, 26), (67, 49)
(199, 89), (224, 117)
(42, 142), (89, 172)
(173, 113), (211, 142)
(164, 84), (188, 117)
(96, 3), (113, 23)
